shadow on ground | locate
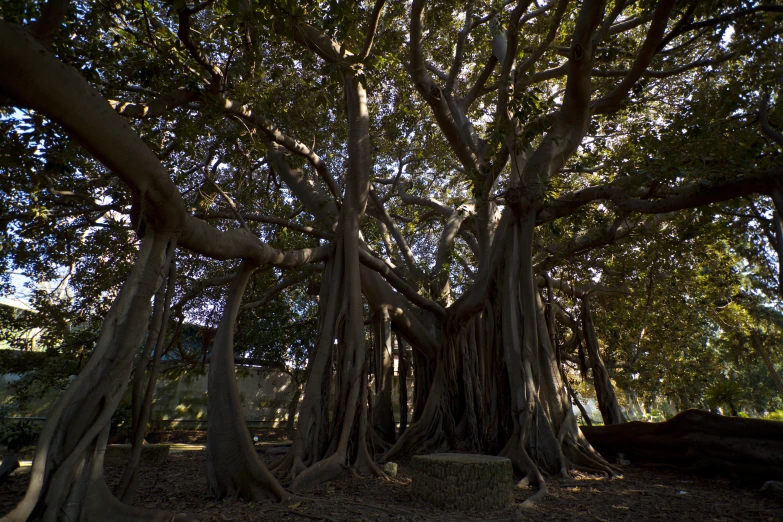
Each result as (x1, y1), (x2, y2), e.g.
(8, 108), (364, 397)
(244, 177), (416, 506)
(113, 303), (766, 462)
(2, 447), (781, 521)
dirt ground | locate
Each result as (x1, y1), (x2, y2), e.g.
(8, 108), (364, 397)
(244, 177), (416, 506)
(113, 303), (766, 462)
(2, 442), (782, 521)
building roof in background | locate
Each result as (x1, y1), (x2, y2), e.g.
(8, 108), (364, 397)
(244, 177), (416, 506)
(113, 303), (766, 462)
(0, 296), (36, 312)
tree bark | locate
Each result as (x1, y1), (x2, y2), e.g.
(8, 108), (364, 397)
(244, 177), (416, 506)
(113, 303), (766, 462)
(3, 229), (195, 522)
(116, 248), (177, 503)
(206, 261), (289, 501)
(273, 68), (383, 491)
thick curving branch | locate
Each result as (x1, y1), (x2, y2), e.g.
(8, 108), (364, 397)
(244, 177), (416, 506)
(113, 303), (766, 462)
(219, 95), (342, 201)
(197, 210), (333, 239)
(0, 21), (327, 267)
(592, 0), (678, 115)
(538, 166), (783, 224)
(108, 88), (200, 119)
(409, 0), (480, 173)
(357, 0), (387, 61)
(359, 248), (447, 321)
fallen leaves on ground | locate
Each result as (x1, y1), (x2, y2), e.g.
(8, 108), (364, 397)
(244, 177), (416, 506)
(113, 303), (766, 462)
(2, 444), (782, 521)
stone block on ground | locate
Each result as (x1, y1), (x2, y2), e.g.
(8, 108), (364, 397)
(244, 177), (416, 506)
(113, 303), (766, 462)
(411, 453), (513, 511)
(384, 461), (398, 477)
(104, 444), (170, 467)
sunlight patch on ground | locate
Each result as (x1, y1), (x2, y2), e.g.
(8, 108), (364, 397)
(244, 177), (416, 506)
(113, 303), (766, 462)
(10, 460), (32, 477)
(167, 444), (205, 452)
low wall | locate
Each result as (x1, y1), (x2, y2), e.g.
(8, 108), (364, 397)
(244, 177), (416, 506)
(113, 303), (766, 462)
(148, 367), (298, 429)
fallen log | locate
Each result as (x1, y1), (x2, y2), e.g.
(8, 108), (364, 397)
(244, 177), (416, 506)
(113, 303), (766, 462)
(581, 409), (783, 483)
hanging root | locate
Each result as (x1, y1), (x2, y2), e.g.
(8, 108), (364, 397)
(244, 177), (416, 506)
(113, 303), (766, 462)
(371, 430), (392, 454)
(352, 371), (387, 479)
(380, 365), (448, 463)
(498, 429), (547, 507)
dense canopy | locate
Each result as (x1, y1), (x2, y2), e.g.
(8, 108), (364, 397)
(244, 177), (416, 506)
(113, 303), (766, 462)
(1, 0), (783, 520)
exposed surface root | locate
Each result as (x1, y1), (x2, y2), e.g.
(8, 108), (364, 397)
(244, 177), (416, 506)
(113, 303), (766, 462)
(518, 482), (547, 508)
(83, 480), (200, 521)
(381, 365), (448, 463)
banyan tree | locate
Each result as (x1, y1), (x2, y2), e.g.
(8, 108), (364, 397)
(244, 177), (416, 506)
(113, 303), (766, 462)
(1, 0), (782, 519)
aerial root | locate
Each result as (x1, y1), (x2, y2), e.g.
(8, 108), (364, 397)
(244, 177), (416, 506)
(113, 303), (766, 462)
(518, 481), (547, 508)
(371, 430), (392, 454)
(289, 452), (346, 492)
(380, 409), (438, 462)
(565, 442), (622, 477)
(353, 437), (386, 479)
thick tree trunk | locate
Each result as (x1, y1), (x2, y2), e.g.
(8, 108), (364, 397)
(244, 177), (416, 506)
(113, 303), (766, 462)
(582, 296), (626, 425)
(116, 255), (177, 503)
(273, 70), (382, 491)
(206, 262), (289, 501)
(379, 213), (619, 500)
(373, 307), (396, 444)
(3, 229), (195, 522)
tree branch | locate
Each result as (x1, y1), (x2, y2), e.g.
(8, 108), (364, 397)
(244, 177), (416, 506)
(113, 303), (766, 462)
(591, 52), (737, 80)
(175, 4), (223, 89)
(445, 0), (475, 94)
(357, 0), (387, 61)
(761, 92), (783, 149)
(107, 88), (199, 119)
(0, 21), (329, 267)
(242, 269), (317, 310)
(539, 167), (783, 223)
(219, 95), (341, 202)
(592, 0), (677, 115)
(369, 186), (422, 277)
(197, 210), (332, 239)
(30, 0), (70, 47)
(358, 248), (447, 321)
(409, 0), (480, 173)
